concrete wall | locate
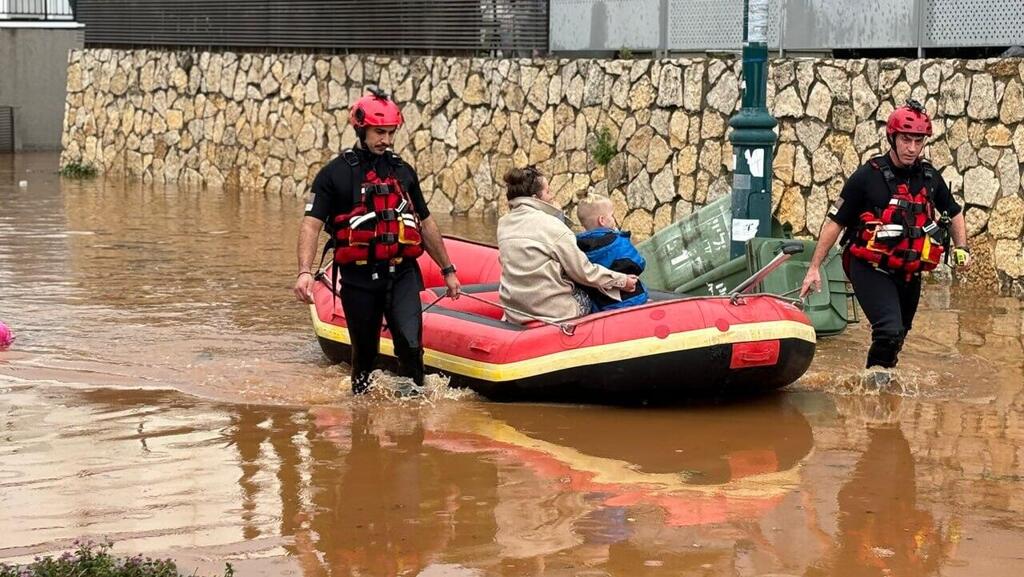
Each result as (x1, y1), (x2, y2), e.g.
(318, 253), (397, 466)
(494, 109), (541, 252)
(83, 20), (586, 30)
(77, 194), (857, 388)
(59, 49), (1024, 295)
(0, 25), (83, 150)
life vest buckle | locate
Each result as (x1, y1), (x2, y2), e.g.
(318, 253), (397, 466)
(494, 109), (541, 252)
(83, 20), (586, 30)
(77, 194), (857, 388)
(363, 183), (391, 196)
(897, 249), (921, 261)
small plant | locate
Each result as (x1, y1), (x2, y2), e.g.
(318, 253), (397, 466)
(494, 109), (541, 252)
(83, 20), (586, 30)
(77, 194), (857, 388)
(0, 540), (234, 577)
(59, 162), (97, 179)
(618, 47), (633, 59)
(590, 127), (617, 167)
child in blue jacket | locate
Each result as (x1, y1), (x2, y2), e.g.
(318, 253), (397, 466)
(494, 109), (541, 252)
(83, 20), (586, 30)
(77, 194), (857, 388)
(575, 194), (649, 311)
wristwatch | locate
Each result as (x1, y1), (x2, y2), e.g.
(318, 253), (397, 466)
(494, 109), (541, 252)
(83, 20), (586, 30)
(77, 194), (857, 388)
(440, 264), (457, 277)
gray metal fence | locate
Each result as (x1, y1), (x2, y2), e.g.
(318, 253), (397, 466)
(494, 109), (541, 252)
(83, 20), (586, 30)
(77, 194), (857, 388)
(551, 0), (1024, 53)
(0, 106), (13, 153)
(75, 0), (548, 55)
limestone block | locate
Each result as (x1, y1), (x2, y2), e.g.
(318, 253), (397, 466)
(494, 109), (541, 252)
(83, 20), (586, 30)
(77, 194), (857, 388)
(806, 82), (832, 121)
(683, 63), (704, 111)
(647, 136), (673, 173)
(707, 71), (739, 114)
(651, 168), (676, 203)
(773, 86), (804, 118)
(627, 171), (655, 210)
(669, 111), (689, 148)
(776, 185), (807, 233)
(774, 142), (796, 184)
(1000, 79), (1024, 124)
(657, 64), (683, 107)
(941, 73), (967, 116)
(965, 206), (989, 237)
(989, 196), (1024, 239)
(796, 120), (827, 151)
(968, 74), (998, 120)
(994, 239), (1024, 278)
(964, 166), (1000, 207)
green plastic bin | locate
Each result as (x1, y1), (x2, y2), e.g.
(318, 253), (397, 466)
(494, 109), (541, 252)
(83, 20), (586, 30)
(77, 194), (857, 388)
(746, 238), (854, 336)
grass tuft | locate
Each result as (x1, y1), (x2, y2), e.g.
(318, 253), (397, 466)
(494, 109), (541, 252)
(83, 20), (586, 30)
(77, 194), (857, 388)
(0, 540), (234, 577)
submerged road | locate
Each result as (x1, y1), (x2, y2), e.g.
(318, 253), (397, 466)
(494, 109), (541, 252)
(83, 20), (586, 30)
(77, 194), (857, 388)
(2, 152), (1023, 577)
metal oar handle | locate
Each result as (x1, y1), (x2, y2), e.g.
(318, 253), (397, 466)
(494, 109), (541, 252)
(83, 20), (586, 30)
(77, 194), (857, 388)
(730, 241), (804, 303)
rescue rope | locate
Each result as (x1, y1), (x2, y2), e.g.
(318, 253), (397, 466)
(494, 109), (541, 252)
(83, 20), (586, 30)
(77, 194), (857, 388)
(423, 291), (576, 336)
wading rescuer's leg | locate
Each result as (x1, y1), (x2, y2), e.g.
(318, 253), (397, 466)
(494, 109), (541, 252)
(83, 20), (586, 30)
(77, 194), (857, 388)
(384, 267), (426, 387)
(340, 282), (386, 394)
(848, 258), (909, 369)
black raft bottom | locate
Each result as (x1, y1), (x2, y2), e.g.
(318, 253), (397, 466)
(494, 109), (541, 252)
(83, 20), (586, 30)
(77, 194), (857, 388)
(318, 336), (815, 406)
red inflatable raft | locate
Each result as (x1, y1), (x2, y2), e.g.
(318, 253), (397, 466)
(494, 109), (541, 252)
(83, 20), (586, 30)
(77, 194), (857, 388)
(310, 238), (816, 402)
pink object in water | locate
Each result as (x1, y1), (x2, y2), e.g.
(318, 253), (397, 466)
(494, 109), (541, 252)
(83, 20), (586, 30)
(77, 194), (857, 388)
(0, 321), (13, 351)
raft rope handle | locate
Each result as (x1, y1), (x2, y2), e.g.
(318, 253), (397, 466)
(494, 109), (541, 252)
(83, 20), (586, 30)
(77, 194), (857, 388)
(319, 270), (578, 336)
(422, 292), (447, 313)
(424, 291), (576, 336)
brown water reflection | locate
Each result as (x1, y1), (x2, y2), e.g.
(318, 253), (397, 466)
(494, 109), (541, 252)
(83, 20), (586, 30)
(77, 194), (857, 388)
(2, 153), (1024, 576)
(3, 384), (1023, 576)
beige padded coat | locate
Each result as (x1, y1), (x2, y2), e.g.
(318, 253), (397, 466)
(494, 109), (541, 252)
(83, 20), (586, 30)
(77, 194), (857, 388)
(497, 196), (628, 324)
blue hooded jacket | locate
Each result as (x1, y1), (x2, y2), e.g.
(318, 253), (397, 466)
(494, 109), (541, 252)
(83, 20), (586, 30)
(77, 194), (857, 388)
(575, 228), (649, 311)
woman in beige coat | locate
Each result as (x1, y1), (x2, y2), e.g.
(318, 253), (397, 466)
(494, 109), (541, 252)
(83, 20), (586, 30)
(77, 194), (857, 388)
(497, 166), (638, 324)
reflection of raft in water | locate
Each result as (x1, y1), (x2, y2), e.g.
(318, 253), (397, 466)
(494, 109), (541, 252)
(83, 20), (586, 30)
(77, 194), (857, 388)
(311, 238), (816, 403)
(428, 398), (814, 526)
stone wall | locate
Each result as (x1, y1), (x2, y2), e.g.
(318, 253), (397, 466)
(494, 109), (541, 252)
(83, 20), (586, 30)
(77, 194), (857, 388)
(60, 49), (1024, 294)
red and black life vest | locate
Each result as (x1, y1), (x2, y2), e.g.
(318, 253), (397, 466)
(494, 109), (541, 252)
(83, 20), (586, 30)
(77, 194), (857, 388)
(847, 156), (946, 276)
(331, 150), (424, 266)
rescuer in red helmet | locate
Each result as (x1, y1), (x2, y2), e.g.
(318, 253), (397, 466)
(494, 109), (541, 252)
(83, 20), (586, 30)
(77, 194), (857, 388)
(800, 99), (970, 372)
(294, 87), (461, 395)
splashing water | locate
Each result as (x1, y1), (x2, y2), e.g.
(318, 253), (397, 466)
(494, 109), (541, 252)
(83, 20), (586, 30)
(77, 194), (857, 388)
(341, 369), (479, 404)
(799, 364), (948, 398)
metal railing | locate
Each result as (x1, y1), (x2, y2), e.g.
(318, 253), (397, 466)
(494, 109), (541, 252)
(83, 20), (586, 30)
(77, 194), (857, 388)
(0, 0), (75, 20)
(74, 0), (547, 55)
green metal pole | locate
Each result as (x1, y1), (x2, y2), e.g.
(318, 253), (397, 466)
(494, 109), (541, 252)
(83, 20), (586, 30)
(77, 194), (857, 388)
(729, 0), (778, 258)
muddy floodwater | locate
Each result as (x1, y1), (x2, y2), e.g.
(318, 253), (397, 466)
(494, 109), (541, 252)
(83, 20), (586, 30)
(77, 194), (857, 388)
(2, 152), (1023, 576)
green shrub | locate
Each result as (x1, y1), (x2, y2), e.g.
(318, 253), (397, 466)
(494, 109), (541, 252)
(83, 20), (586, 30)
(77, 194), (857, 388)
(59, 162), (97, 179)
(590, 127), (617, 166)
(0, 540), (234, 577)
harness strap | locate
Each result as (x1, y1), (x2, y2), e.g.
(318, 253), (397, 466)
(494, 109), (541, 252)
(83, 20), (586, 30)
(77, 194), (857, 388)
(870, 157), (901, 199)
(342, 149), (366, 211)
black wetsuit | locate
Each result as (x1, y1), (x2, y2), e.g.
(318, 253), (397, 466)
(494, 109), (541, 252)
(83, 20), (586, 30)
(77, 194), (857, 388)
(306, 147), (430, 390)
(829, 155), (961, 368)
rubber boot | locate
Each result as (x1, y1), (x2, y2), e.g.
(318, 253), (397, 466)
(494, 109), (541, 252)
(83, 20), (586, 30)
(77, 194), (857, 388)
(392, 346), (425, 398)
(866, 336), (902, 369)
(894, 335), (906, 360)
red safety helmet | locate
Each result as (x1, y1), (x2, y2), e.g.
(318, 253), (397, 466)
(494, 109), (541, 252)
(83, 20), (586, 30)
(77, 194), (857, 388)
(886, 99), (932, 138)
(349, 88), (403, 129)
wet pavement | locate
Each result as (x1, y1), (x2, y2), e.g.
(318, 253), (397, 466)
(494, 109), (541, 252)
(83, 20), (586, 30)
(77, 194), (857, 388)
(1, 152), (1023, 576)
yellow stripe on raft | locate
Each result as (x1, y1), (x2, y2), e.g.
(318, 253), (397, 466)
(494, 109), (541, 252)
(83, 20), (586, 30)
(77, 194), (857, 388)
(310, 305), (815, 383)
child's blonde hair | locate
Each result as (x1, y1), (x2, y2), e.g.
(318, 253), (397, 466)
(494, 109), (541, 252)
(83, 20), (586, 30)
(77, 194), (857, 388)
(576, 193), (614, 230)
